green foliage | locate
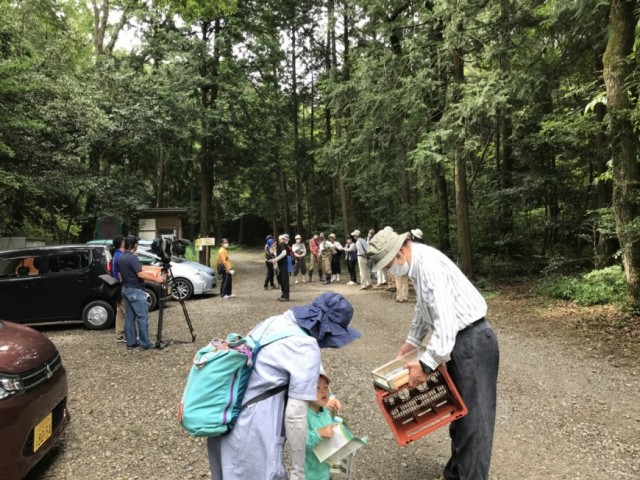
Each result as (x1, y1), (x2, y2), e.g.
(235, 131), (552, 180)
(539, 266), (628, 306)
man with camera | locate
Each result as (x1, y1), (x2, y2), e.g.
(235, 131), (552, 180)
(118, 235), (155, 349)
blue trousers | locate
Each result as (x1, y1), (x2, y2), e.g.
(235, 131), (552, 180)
(122, 286), (153, 348)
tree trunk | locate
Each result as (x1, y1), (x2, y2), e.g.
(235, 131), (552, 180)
(199, 19), (220, 244)
(498, 0), (513, 237)
(291, 20), (305, 237)
(594, 6), (618, 268)
(452, 38), (473, 276)
(156, 140), (165, 208)
(434, 163), (451, 255)
(603, 0), (640, 303)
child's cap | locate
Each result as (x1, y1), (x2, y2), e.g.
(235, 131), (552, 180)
(319, 365), (331, 384)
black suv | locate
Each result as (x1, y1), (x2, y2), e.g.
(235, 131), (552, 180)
(0, 245), (120, 329)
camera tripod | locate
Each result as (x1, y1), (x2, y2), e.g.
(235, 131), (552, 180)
(155, 263), (196, 349)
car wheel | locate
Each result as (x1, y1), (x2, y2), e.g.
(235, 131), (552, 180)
(145, 287), (158, 311)
(82, 300), (115, 330)
(171, 277), (193, 301)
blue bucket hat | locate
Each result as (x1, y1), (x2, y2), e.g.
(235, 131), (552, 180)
(291, 292), (361, 348)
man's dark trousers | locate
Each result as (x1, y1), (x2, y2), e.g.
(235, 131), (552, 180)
(444, 319), (499, 480)
(278, 260), (289, 299)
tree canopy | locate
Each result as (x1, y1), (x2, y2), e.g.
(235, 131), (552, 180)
(3, 0), (640, 303)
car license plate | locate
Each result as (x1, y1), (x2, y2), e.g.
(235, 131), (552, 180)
(33, 412), (52, 452)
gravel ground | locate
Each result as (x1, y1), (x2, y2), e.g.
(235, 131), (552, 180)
(26, 250), (640, 480)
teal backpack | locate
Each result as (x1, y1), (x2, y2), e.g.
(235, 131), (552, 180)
(178, 317), (304, 437)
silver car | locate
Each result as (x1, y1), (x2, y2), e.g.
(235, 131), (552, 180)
(134, 250), (216, 301)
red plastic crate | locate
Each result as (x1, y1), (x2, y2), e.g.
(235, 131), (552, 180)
(374, 365), (468, 446)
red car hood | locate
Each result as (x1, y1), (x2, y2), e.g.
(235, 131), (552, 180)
(0, 321), (58, 374)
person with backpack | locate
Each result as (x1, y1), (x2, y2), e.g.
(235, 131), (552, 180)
(264, 236), (277, 290)
(205, 292), (361, 480)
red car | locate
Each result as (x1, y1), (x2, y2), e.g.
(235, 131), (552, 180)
(0, 321), (69, 479)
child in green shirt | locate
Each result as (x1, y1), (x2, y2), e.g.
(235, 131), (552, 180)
(305, 372), (339, 480)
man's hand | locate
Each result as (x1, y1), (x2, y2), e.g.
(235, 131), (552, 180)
(405, 362), (428, 388)
(317, 424), (337, 439)
(396, 342), (417, 358)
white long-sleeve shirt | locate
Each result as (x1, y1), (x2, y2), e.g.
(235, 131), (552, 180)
(406, 243), (487, 370)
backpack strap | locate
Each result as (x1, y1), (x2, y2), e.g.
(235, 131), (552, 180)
(242, 384), (288, 408)
(241, 318), (308, 408)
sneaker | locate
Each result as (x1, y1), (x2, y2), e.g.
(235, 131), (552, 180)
(347, 281), (356, 285)
(116, 335), (126, 342)
(295, 280), (299, 284)
(222, 295), (231, 299)
(278, 297), (290, 302)
(228, 294), (236, 298)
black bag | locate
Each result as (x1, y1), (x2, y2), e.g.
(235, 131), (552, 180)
(217, 263), (226, 275)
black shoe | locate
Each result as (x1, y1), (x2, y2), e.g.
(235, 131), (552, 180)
(278, 297), (290, 302)
(127, 344), (139, 349)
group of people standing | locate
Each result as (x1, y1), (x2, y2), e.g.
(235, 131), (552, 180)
(262, 227), (425, 304)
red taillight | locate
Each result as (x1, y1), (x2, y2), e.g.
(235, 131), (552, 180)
(107, 260), (112, 273)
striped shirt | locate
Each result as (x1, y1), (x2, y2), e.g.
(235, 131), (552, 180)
(406, 243), (487, 370)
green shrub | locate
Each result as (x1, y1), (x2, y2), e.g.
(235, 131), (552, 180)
(539, 266), (628, 305)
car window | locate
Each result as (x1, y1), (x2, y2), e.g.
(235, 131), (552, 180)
(0, 255), (45, 278)
(47, 251), (90, 273)
(136, 253), (158, 265)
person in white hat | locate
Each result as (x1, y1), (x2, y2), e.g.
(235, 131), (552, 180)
(411, 228), (424, 244)
(353, 230), (371, 289)
(318, 232), (334, 284)
(345, 231), (359, 285)
(292, 234), (307, 284)
(367, 229), (499, 480)
(328, 233), (343, 283)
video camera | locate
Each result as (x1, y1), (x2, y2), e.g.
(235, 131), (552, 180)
(151, 236), (173, 268)
(151, 236), (191, 267)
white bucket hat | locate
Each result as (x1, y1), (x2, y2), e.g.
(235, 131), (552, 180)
(411, 228), (423, 240)
(366, 230), (410, 272)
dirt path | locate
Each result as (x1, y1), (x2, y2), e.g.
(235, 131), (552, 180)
(29, 250), (640, 479)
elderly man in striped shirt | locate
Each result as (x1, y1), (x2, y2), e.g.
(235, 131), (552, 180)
(367, 229), (500, 480)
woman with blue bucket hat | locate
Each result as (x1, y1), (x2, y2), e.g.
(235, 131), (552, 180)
(207, 291), (361, 480)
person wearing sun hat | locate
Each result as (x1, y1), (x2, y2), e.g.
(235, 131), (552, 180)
(207, 292), (361, 480)
(367, 229), (499, 480)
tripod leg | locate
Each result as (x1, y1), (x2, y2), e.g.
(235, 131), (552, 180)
(178, 297), (196, 342)
(167, 267), (196, 343)
(156, 289), (164, 347)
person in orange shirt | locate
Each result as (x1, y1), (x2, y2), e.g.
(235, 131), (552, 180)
(217, 238), (235, 299)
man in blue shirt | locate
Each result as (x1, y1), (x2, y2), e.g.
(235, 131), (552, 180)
(118, 235), (154, 349)
(112, 235), (126, 342)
